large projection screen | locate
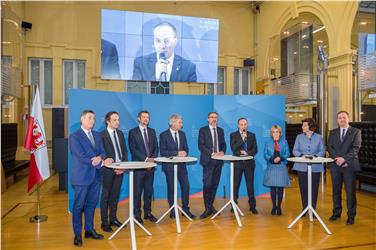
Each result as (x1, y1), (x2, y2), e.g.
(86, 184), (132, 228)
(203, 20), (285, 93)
(101, 9), (219, 83)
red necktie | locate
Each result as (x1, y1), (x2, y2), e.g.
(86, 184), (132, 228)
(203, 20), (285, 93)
(274, 140), (280, 152)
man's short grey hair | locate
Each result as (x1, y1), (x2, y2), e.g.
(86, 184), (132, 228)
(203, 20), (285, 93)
(154, 21), (177, 37)
(169, 114), (182, 126)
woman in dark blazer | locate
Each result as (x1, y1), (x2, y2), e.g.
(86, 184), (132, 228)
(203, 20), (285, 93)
(263, 125), (290, 215)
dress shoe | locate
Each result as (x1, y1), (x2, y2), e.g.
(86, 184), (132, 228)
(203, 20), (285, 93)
(74, 234), (82, 247)
(211, 207), (218, 215)
(200, 210), (212, 219)
(101, 224), (113, 233)
(329, 214), (341, 221)
(346, 216), (355, 225)
(183, 210), (196, 219)
(144, 213), (158, 222)
(135, 216), (144, 225)
(84, 229), (103, 240)
(276, 207), (282, 216)
(169, 211), (175, 219)
(109, 219), (123, 228)
(271, 207), (277, 215)
(250, 207), (258, 214)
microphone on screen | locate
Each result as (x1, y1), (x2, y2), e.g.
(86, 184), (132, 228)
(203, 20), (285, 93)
(159, 52), (167, 82)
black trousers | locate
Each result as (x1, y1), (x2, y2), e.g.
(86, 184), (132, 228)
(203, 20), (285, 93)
(297, 171), (320, 210)
(133, 169), (154, 217)
(164, 166), (190, 210)
(203, 161), (223, 211)
(330, 167), (357, 217)
(233, 163), (256, 208)
(100, 167), (124, 225)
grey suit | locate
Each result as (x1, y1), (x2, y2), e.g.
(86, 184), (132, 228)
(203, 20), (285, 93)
(328, 126), (361, 217)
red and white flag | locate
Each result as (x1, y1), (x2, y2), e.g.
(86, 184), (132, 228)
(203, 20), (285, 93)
(24, 87), (50, 192)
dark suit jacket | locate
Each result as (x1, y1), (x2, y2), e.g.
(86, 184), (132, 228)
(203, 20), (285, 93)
(101, 39), (121, 79)
(230, 130), (257, 167)
(69, 128), (106, 186)
(159, 129), (189, 172)
(198, 125), (226, 166)
(101, 129), (128, 162)
(132, 52), (197, 82)
(128, 126), (158, 163)
(328, 126), (362, 172)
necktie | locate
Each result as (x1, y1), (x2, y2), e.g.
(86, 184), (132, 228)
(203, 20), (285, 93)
(242, 141), (247, 151)
(88, 131), (95, 147)
(174, 132), (179, 150)
(113, 130), (122, 161)
(242, 132), (247, 151)
(274, 140), (280, 152)
(143, 128), (150, 157)
(213, 128), (218, 153)
(341, 129), (346, 142)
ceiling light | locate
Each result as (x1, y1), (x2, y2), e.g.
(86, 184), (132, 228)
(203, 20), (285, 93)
(312, 26), (325, 34)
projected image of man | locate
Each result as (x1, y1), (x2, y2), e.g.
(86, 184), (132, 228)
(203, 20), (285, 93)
(132, 22), (197, 82)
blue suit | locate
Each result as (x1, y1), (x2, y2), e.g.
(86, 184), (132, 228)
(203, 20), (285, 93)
(198, 125), (226, 211)
(159, 129), (190, 210)
(69, 128), (106, 235)
(128, 126), (158, 217)
(132, 52), (197, 82)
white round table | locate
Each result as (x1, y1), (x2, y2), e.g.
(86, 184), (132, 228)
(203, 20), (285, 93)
(154, 157), (197, 234)
(211, 155), (253, 227)
(287, 157), (334, 235)
(105, 161), (156, 250)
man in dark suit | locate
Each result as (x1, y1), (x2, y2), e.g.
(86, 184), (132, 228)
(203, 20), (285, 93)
(128, 110), (158, 224)
(198, 111), (227, 219)
(100, 111), (128, 232)
(69, 110), (113, 247)
(230, 118), (258, 214)
(328, 110), (361, 225)
(101, 38), (121, 80)
(132, 22), (197, 82)
(159, 114), (196, 219)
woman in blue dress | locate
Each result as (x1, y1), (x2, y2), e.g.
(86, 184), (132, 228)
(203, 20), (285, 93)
(292, 118), (325, 216)
(263, 125), (290, 216)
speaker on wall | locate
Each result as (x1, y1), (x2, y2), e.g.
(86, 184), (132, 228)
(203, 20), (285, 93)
(243, 58), (255, 67)
(21, 21), (32, 30)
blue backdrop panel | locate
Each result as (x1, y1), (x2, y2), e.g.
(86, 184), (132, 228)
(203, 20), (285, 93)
(68, 89), (285, 212)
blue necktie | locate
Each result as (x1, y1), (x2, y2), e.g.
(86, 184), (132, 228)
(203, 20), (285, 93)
(88, 131), (95, 147)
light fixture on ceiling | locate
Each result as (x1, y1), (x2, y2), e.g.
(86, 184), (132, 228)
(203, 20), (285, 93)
(312, 26), (326, 34)
(317, 39), (324, 43)
(360, 21), (367, 25)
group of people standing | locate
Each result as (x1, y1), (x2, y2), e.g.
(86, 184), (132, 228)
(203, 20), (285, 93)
(69, 109), (361, 247)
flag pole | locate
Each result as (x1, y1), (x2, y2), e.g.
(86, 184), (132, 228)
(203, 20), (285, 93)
(29, 183), (48, 223)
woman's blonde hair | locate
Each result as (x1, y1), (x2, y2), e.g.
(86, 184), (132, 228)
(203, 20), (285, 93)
(270, 125), (282, 139)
